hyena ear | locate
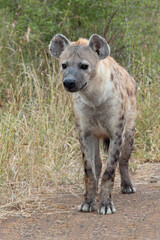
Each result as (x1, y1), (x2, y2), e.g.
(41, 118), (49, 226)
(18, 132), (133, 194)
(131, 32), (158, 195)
(49, 34), (70, 59)
(89, 34), (110, 59)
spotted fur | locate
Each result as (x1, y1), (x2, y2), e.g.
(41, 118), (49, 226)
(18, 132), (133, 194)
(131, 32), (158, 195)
(49, 34), (137, 214)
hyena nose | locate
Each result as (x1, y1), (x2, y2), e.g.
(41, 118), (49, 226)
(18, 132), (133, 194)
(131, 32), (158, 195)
(63, 78), (75, 89)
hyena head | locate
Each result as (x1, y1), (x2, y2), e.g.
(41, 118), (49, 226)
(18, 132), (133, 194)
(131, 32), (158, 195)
(49, 34), (110, 92)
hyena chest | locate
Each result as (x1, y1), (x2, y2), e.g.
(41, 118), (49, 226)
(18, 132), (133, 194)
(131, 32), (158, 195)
(84, 110), (110, 139)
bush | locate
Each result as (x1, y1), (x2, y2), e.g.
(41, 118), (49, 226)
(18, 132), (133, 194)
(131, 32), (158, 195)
(2, 0), (159, 66)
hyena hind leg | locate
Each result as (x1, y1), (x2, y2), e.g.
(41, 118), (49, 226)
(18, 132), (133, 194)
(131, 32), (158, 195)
(119, 130), (136, 194)
(94, 138), (102, 184)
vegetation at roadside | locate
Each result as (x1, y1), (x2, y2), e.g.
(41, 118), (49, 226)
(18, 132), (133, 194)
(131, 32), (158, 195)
(0, 0), (159, 214)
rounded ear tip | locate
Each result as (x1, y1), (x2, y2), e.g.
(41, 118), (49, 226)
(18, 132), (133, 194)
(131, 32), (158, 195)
(89, 34), (105, 41)
(53, 34), (70, 46)
(50, 33), (69, 42)
(55, 33), (65, 38)
(50, 34), (63, 41)
(49, 34), (70, 59)
(89, 34), (100, 41)
(89, 34), (110, 59)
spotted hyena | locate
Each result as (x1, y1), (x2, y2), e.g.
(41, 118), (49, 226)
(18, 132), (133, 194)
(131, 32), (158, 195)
(49, 34), (136, 214)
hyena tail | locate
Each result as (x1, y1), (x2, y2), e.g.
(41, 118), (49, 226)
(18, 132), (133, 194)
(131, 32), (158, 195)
(103, 138), (110, 153)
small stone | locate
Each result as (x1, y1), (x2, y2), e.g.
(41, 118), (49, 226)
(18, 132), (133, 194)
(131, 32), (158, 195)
(80, 224), (84, 228)
(150, 176), (159, 183)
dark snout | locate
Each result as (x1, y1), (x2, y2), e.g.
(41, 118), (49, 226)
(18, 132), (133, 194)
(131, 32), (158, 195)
(63, 78), (76, 92)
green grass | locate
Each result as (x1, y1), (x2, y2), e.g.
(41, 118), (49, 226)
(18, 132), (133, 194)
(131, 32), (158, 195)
(0, 15), (159, 216)
(132, 56), (160, 163)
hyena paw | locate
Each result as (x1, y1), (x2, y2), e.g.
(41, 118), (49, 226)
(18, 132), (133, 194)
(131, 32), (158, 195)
(97, 201), (116, 215)
(78, 200), (95, 212)
(121, 184), (136, 194)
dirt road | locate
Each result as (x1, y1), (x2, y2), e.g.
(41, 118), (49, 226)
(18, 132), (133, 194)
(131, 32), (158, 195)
(0, 163), (160, 240)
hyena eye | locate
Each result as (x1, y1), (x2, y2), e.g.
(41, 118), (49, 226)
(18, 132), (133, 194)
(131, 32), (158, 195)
(80, 64), (89, 70)
(62, 63), (67, 69)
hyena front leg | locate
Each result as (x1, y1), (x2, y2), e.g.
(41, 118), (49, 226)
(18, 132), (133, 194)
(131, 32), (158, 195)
(119, 129), (136, 194)
(98, 137), (122, 215)
(78, 134), (100, 212)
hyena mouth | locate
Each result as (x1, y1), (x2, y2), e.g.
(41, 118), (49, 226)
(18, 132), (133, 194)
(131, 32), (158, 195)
(80, 82), (87, 90)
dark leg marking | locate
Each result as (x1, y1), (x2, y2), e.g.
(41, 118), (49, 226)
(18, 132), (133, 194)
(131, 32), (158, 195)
(119, 130), (136, 194)
(98, 137), (122, 214)
(103, 138), (110, 152)
(78, 163), (97, 212)
(77, 134), (98, 212)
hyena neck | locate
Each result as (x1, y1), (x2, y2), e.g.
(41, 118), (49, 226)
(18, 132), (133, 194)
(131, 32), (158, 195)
(78, 60), (113, 107)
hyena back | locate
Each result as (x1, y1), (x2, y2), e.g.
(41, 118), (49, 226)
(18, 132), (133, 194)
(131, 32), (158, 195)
(49, 34), (136, 215)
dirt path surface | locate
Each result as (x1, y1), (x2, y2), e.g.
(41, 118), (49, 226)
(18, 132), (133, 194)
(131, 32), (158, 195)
(0, 163), (160, 240)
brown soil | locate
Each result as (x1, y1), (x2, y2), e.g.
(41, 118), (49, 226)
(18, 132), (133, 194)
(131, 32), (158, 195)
(0, 163), (160, 240)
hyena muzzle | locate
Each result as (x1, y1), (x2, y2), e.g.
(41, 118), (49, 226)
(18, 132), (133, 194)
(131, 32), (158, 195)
(49, 34), (137, 215)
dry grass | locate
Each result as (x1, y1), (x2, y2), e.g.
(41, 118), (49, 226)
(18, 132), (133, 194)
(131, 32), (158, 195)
(0, 29), (83, 216)
(132, 57), (160, 163)
(0, 17), (159, 218)
(0, 68), (84, 217)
